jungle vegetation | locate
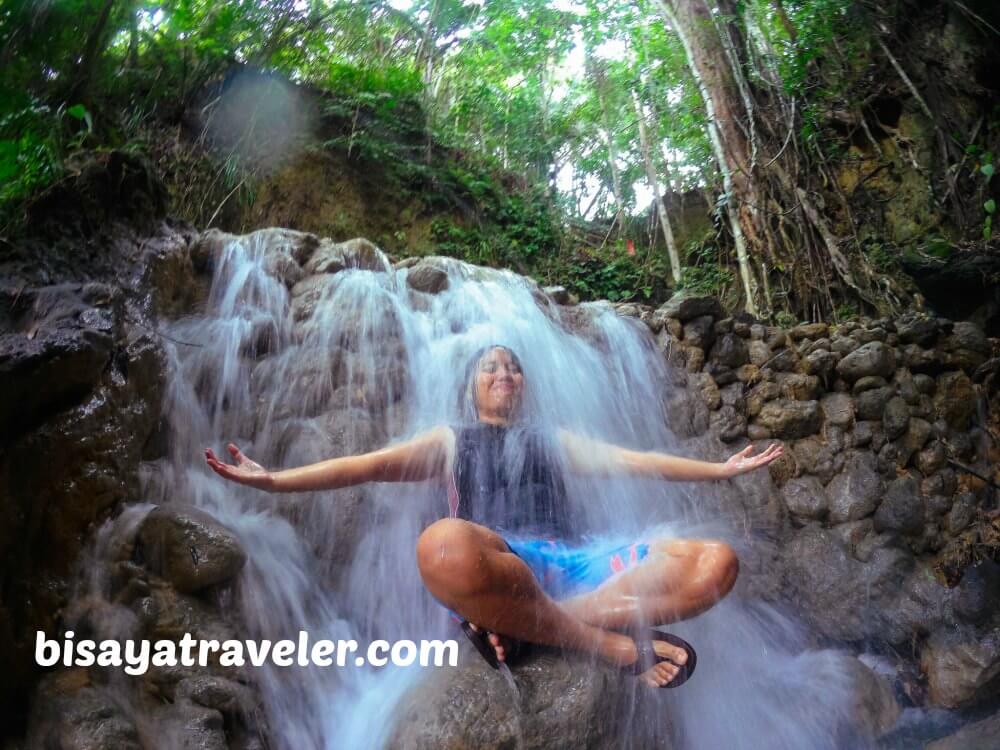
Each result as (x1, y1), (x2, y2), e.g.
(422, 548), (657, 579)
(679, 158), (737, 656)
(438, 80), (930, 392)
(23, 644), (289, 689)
(2, 0), (999, 319)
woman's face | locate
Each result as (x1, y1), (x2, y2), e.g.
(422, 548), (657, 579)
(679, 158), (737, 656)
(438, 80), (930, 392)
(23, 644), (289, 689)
(474, 347), (524, 424)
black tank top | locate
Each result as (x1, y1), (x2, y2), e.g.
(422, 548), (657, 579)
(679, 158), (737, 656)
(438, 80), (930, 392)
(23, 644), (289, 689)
(449, 422), (574, 539)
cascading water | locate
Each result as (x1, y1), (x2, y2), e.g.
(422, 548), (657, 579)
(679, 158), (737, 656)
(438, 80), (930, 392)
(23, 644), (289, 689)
(136, 230), (868, 749)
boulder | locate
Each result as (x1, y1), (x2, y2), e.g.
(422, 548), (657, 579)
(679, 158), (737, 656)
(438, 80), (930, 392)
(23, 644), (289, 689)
(837, 655), (901, 739)
(388, 651), (646, 750)
(755, 400), (822, 439)
(781, 475), (828, 519)
(777, 373), (821, 401)
(406, 259), (450, 294)
(656, 293), (722, 322)
(25, 672), (142, 750)
(934, 372), (976, 430)
(836, 342), (896, 382)
(921, 629), (1000, 709)
(682, 314), (715, 350)
(873, 475), (924, 534)
(953, 561), (1000, 625)
(709, 333), (750, 368)
(137, 505), (247, 594)
(882, 397), (910, 440)
(782, 527), (910, 642)
(927, 710), (1000, 750)
(827, 452), (882, 523)
(856, 386), (894, 421)
(820, 393), (854, 427)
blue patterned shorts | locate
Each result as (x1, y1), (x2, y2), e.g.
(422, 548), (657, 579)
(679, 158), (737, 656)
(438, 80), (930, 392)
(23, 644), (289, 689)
(502, 535), (651, 599)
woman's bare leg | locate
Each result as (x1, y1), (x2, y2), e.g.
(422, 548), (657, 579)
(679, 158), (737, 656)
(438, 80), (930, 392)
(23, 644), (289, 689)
(416, 518), (689, 685)
(560, 539), (739, 630)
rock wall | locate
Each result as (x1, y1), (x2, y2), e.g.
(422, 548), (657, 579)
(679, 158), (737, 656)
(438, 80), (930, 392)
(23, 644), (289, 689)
(607, 293), (1000, 724)
(0, 153), (258, 744)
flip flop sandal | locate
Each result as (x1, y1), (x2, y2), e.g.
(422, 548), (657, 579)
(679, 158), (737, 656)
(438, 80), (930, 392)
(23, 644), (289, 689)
(460, 621), (524, 669)
(626, 630), (697, 688)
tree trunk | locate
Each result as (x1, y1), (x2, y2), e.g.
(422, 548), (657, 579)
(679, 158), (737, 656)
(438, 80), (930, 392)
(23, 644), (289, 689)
(632, 90), (682, 282)
(587, 54), (626, 233)
(656, 0), (761, 314)
(68, 0), (118, 103)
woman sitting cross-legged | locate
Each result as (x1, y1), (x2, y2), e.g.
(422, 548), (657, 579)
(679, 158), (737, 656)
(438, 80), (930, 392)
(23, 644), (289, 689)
(206, 344), (783, 688)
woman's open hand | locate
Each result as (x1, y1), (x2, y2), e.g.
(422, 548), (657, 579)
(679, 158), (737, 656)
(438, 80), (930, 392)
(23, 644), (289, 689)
(722, 442), (784, 478)
(205, 443), (273, 490)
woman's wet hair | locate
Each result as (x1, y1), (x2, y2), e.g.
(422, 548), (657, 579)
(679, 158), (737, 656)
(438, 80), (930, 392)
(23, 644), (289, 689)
(459, 344), (524, 422)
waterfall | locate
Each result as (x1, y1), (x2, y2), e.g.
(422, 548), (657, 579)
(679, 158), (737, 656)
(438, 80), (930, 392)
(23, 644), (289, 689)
(136, 230), (862, 749)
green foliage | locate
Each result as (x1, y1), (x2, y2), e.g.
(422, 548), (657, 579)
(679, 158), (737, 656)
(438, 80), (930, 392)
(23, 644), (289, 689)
(675, 238), (734, 296)
(0, 95), (97, 225)
(556, 242), (668, 303)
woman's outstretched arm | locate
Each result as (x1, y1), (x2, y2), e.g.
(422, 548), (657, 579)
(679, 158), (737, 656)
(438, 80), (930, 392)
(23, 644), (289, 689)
(557, 429), (783, 481)
(205, 426), (453, 493)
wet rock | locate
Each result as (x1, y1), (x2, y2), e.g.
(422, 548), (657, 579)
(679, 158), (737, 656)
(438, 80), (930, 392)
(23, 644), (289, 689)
(692, 372), (721, 410)
(805, 349), (839, 380)
(855, 327), (887, 344)
(899, 417), (932, 463)
(953, 561), (1000, 625)
(831, 336), (860, 357)
(897, 317), (939, 346)
(0, 284), (115, 437)
(934, 372), (977, 430)
(25, 671), (142, 750)
(882, 397), (910, 440)
(782, 527), (909, 642)
(388, 651), (642, 750)
(948, 493), (977, 533)
(769, 347), (801, 372)
(682, 314), (715, 350)
(922, 468), (957, 501)
(137, 505), (247, 594)
(777, 373), (821, 401)
(874, 475), (924, 535)
(836, 342), (896, 382)
(710, 404), (747, 442)
(792, 436), (839, 484)
(789, 322), (829, 341)
(921, 628), (1000, 709)
(406, 259), (450, 294)
(656, 293), (722, 322)
(916, 441), (948, 475)
(708, 333), (749, 368)
(755, 400), (822, 439)
(836, 654), (901, 739)
(914, 373), (936, 394)
(852, 375), (888, 395)
(857, 386), (894, 421)
(820, 393), (854, 427)
(542, 286), (575, 305)
(748, 339), (771, 366)
(943, 321), (989, 355)
(289, 275), (339, 321)
(176, 675), (256, 717)
(154, 701), (228, 750)
(312, 237), (390, 275)
(827, 452), (882, 523)
(926, 709), (1000, 750)
(746, 381), (780, 418)
(850, 420), (876, 447)
(781, 475), (828, 520)
(138, 585), (238, 646)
